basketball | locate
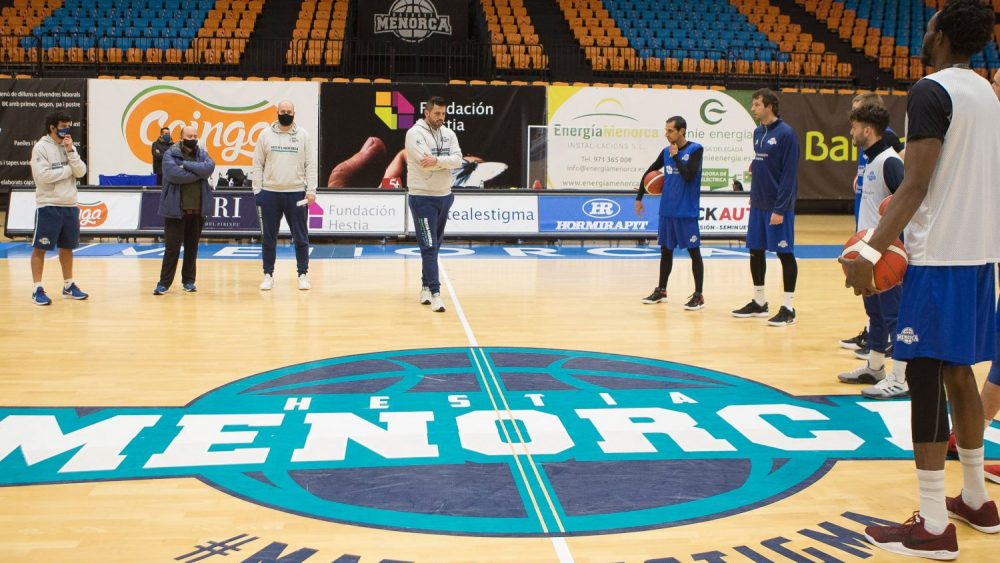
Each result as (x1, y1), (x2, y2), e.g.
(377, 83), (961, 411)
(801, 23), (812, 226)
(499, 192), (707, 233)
(643, 170), (664, 195)
(841, 229), (908, 291)
(878, 194), (892, 216)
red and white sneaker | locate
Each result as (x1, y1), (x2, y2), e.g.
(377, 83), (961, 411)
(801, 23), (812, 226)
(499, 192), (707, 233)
(986, 464), (1000, 485)
(946, 496), (1000, 533)
(864, 512), (958, 560)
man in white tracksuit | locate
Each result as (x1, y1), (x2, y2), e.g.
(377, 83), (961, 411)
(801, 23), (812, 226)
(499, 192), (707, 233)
(29, 111), (88, 306)
(405, 96), (464, 312)
(252, 100), (317, 291)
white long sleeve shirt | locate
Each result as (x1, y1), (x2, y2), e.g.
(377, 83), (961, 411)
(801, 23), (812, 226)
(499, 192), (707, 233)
(405, 119), (463, 196)
(251, 122), (317, 196)
(31, 135), (87, 207)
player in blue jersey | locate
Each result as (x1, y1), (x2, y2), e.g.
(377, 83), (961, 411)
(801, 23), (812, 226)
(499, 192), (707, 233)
(842, 1), (1000, 558)
(731, 89), (800, 326)
(636, 116), (705, 310)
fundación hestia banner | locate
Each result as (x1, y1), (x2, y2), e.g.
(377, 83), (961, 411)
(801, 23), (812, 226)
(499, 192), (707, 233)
(86, 79), (320, 186)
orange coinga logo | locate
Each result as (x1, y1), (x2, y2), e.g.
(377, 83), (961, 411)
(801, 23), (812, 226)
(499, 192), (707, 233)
(78, 202), (108, 227)
(121, 85), (276, 167)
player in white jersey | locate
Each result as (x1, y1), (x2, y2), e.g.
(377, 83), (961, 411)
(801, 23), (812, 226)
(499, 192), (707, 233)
(841, 0), (1000, 559)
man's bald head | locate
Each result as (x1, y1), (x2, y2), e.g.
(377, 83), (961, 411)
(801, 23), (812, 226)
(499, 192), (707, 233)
(277, 100), (295, 113)
(181, 125), (197, 140)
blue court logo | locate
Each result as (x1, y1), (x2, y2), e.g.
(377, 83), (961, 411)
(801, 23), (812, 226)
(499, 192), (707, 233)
(0, 348), (988, 536)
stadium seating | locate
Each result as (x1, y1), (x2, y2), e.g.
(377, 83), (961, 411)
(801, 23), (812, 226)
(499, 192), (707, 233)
(286, 0), (349, 67)
(483, 0), (548, 71)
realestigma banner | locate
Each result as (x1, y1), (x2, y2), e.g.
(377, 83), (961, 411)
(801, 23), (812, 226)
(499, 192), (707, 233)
(778, 92), (906, 200)
(0, 78), (87, 190)
(85, 79), (320, 186)
(544, 87), (757, 191)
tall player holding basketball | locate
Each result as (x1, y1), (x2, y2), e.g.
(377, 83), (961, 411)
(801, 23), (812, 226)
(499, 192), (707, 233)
(842, 1), (1000, 558)
(635, 116), (705, 310)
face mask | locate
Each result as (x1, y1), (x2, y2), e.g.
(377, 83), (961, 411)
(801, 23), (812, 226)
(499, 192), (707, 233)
(56, 127), (71, 138)
(161, 134), (171, 142)
(182, 139), (198, 150)
(277, 113), (294, 126)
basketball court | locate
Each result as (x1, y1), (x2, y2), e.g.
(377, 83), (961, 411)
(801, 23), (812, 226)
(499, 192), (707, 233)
(1, 215), (998, 562)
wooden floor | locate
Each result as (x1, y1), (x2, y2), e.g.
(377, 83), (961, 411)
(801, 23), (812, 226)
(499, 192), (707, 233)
(1, 215), (997, 562)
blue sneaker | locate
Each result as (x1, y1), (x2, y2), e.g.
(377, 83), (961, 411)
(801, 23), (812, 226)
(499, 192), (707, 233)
(182, 283), (197, 292)
(32, 287), (51, 306)
(62, 283), (88, 300)
(153, 284), (168, 295)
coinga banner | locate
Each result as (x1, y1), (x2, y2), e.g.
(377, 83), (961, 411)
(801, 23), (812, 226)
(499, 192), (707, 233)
(544, 87), (757, 191)
(356, 0), (469, 47)
(320, 83), (545, 189)
(0, 78), (87, 190)
(86, 79), (320, 186)
(779, 92), (906, 200)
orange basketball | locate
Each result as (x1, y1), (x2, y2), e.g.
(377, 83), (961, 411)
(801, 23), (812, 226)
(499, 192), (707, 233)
(643, 170), (664, 195)
(878, 194), (893, 216)
(841, 229), (908, 291)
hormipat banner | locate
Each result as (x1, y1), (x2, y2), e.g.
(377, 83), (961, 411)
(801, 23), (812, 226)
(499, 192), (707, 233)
(86, 79), (320, 185)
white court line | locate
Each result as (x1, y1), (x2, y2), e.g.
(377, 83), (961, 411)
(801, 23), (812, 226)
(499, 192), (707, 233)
(439, 262), (576, 563)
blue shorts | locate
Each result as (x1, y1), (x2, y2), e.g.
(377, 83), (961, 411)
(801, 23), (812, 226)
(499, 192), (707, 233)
(746, 207), (794, 253)
(32, 206), (80, 251)
(894, 265), (996, 366)
(989, 292), (1000, 386)
(657, 216), (700, 249)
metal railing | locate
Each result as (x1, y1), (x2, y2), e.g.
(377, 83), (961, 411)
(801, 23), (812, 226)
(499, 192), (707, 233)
(1, 33), (876, 88)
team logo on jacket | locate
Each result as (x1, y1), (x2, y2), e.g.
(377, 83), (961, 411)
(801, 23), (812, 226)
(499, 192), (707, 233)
(374, 0), (453, 43)
(767, 138), (778, 146)
(2, 347), (979, 536)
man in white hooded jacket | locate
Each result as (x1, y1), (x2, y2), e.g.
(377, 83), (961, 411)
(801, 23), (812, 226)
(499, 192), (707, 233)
(29, 111), (88, 306)
(405, 96), (463, 312)
(252, 100), (317, 291)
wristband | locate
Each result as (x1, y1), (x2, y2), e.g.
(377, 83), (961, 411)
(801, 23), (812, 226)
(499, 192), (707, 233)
(857, 242), (882, 264)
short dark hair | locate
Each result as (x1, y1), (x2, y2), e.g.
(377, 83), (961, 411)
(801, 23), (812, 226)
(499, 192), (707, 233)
(935, 0), (994, 58)
(666, 116), (687, 132)
(44, 111), (72, 133)
(849, 104), (891, 136)
(160, 127), (170, 133)
(425, 96), (446, 110)
(752, 88), (780, 116)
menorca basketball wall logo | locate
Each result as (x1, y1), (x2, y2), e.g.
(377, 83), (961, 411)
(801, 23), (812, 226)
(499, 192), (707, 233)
(1, 348), (996, 536)
(374, 0), (453, 43)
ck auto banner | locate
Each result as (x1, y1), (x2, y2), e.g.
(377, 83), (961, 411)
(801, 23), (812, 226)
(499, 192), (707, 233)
(86, 80), (319, 186)
(780, 92), (906, 200)
(320, 83), (545, 190)
(0, 78), (87, 190)
(544, 87), (757, 191)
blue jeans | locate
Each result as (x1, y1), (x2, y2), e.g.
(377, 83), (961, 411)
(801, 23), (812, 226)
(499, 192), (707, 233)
(256, 190), (309, 275)
(408, 193), (454, 293)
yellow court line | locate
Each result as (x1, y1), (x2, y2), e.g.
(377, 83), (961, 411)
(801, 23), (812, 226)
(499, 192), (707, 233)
(476, 347), (567, 534)
(469, 347), (550, 534)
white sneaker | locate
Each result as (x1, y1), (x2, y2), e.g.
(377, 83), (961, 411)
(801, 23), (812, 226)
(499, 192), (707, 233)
(419, 286), (432, 305)
(837, 363), (885, 384)
(862, 377), (909, 399)
(259, 274), (274, 291)
(430, 293), (445, 312)
(298, 274), (311, 290)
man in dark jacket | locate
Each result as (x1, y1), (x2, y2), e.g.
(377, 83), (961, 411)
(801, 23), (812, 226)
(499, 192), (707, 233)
(154, 125), (215, 295)
(151, 127), (172, 185)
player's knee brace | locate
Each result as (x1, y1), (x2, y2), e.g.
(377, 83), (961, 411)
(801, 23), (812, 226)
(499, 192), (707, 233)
(906, 358), (950, 443)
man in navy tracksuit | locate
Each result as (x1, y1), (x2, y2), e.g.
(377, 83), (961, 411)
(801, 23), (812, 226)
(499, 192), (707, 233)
(636, 116), (705, 310)
(732, 88), (800, 326)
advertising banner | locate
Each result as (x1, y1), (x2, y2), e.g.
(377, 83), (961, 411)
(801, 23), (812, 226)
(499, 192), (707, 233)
(544, 87), (757, 191)
(6, 190), (141, 233)
(309, 192), (408, 234)
(779, 92), (906, 200)
(356, 0), (469, 47)
(86, 79), (320, 186)
(140, 192), (260, 232)
(320, 83), (545, 190)
(0, 78), (87, 190)
(538, 193), (750, 237)
(404, 194), (538, 235)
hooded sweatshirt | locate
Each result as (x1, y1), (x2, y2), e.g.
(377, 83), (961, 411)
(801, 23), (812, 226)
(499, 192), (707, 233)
(404, 118), (463, 196)
(251, 121), (317, 196)
(31, 135), (87, 207)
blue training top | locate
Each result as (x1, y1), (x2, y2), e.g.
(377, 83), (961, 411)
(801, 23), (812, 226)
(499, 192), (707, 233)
(749, 118), (799, 215)
(660, 141), (703, 218)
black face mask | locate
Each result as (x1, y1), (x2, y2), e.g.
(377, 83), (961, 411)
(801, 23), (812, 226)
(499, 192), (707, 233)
(182, 139), (198, 150)
(277, 113), (294, 126)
